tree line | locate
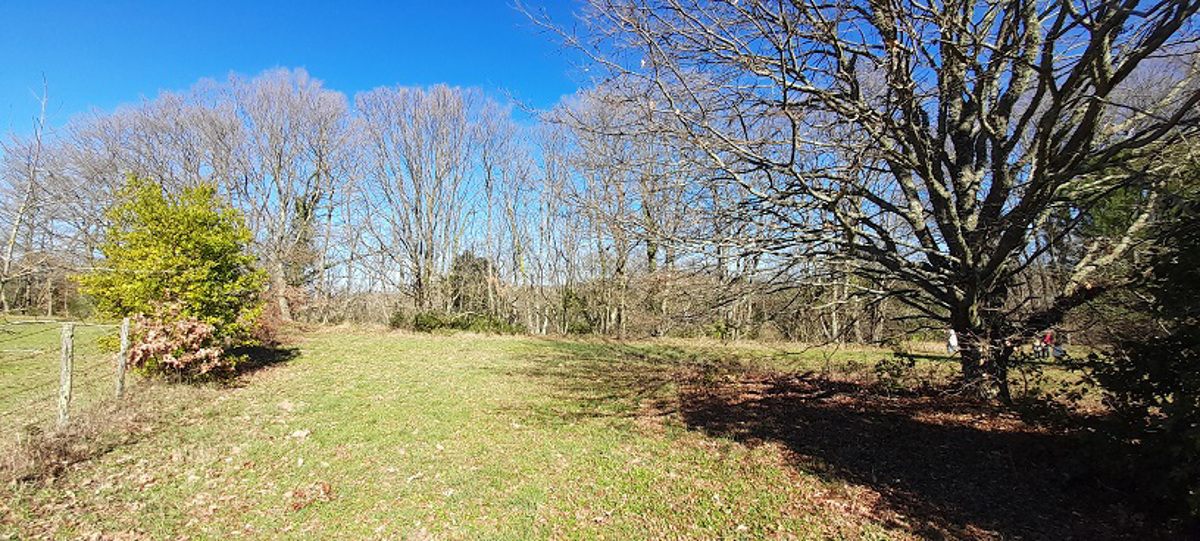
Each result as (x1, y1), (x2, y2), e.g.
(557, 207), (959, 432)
(3, 0), (1198, 372)
(0, 68), (897, 341)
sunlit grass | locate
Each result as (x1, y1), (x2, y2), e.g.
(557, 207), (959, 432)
(1, 328), (917, 539)
(0, 321), (124, 439)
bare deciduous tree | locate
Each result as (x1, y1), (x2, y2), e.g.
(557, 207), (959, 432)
(0, 80), (49, 313)
(543, 0), (1200, 398)
(357, 85), (497, 311)
(230, 68), (350, 321)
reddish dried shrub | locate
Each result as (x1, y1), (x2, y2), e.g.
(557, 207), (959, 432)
(130, 304), (232, 380)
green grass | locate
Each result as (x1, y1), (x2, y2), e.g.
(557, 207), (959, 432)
(0, 329), (917, 539)
(0, 321), (124, 439)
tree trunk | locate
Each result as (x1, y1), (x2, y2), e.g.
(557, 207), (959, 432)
(273, 263), (293, 322)
(44, 273), (52, 317)
(957, 327), (1014, 404)
(960, 338), (983, 380)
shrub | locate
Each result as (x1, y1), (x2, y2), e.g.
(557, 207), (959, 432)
(448, 251), (495, 313)
(77, 176), (265, 379)
(459, 313), (524, 334)
(705, 321), (738, 340)
(566, 320), (594, 335)
(413, 311), (448, 332)
(243, 302), (283, 348)
(387, 306), (410, 329)
(874, 354), (917, 391)
(1072, 183), (1200, 519)
(411, 311), (524, 335)
(77, 176), (265, 341)
(128, 304), (231, 380)
(94, 329), (121, 353)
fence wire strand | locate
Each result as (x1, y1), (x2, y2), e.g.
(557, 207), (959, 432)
(1, 320), (130, 440)
(0, 325), (60, 347)
(0, 379), (59, 406)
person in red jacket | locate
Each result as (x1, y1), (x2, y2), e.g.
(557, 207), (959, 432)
(1038, 330), (1054, 359)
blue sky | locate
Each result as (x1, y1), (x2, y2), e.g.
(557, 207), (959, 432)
(0, 0), (587, 135)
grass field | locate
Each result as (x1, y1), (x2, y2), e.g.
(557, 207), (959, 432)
(0, 328), (1141, 539)
(0, 321), (124, 441)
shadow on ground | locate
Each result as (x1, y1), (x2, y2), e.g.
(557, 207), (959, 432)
(226, 345), (301, 382)
(519, 340), (1160, 540)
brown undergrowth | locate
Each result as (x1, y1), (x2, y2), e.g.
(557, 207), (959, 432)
(0, 382), (214, 487)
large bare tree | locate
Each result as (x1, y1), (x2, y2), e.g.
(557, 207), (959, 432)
(356, 85), (497, 311)
(543, 0), (1200, 398)
(229, 68), (350, 321)
(0, 82), (49, 313)
(0, 98), (47, 314)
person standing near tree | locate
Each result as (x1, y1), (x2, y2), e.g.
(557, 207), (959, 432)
(1040, 330), (1055, 359)
(947, 329), (959, 355)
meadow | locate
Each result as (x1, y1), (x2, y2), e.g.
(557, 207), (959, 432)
(0, 322), (120, 441)
(0, 327), (1140, 539)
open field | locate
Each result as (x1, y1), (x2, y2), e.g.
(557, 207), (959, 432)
(0, 321), (125, 441)
(0, 328), (1143, 539)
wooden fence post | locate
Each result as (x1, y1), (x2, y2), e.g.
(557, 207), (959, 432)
(116, 317), (130, 399)
(58, 322), (74, 427)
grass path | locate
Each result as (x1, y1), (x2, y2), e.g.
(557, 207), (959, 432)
(1, 329), (910, 539)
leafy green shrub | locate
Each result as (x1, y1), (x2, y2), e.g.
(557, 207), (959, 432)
(1071, 183), (1200, 519)
(94, 330), (121, 353)
(559, 288), (594, 335)
(77, 176), (265, 379)
(413, 311), (448, 332)
(566, 320), (594, 335)
(705, 321), (737, 340)
(78, 176), (265, 338)
(388, 306), (410, 329)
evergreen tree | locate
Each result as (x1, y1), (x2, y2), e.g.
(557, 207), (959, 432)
(79, 176), (265, 338)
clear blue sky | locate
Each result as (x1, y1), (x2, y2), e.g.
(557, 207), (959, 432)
(0, 0), (587, 135)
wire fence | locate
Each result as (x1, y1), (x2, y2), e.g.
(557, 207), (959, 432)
(0, 319), (130, 444)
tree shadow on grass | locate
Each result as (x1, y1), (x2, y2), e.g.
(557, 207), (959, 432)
(520, 340), (1162, 540)
(510, 340), (711, 424)
(226, 345), (300, 381)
